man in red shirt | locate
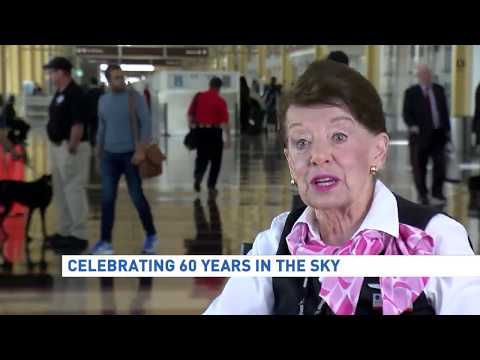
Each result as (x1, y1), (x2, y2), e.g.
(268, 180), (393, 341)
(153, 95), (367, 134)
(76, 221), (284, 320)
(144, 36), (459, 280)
(188, 77), (231, 197)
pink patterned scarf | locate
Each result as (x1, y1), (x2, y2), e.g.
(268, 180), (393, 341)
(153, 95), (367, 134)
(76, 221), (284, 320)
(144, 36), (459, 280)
(286, 222), (434, 315)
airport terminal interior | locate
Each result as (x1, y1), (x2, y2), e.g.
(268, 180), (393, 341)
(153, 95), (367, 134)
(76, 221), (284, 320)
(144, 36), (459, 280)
(0, 45), (480, 314)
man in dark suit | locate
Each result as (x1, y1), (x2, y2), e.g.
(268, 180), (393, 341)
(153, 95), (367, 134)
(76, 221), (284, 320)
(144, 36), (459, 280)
(473, 82), (480, 146)
(403, 64), (451, 206)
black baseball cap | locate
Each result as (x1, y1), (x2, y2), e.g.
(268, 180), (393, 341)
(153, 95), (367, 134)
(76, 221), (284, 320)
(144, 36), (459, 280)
(327, 51), (350, 66)
(43, 57), (73, 73)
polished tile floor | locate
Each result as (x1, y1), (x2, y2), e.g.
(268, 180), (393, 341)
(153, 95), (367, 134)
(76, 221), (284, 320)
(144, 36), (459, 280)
(1, 123), (480, 314)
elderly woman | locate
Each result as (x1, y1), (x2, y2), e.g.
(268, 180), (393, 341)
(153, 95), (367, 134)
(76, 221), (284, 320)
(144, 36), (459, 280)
(204, 60), (479, 315)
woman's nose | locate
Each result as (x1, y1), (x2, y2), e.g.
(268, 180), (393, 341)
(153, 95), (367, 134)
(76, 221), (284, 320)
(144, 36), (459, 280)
(310, 143), (332, 165)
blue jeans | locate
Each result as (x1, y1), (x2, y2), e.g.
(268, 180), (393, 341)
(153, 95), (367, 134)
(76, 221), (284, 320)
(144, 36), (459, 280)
(100, 151), (156, 242)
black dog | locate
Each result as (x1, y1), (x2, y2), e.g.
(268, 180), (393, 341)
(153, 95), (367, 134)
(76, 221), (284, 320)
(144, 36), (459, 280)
(0, 175), (52, 269)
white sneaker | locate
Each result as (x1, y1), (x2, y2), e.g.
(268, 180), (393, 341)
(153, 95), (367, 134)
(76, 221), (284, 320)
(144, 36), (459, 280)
(90, 241), (114, 255)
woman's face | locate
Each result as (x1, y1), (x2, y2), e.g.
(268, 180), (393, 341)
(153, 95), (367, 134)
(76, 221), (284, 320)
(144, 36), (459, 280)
(284, 104), (389, 211)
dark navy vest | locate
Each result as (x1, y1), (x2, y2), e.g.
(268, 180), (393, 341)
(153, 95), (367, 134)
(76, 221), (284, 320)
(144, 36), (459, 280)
(272, 195), (443, 315)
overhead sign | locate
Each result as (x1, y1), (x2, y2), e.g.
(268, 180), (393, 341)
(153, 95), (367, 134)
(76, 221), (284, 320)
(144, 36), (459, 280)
(76, 47), (117, 55)
(76, 46), (209, 58)
(166, 47), (209, 57)
(76, 46), (164, 56)
(88, 58), (182, 67)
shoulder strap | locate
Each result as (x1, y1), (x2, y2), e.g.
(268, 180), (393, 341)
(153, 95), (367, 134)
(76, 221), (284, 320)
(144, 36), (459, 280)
(273, 205), (309, 315)
(128, 90), (140, 147)
(394, 194), (439, 230)
(276, 206), (307, 255)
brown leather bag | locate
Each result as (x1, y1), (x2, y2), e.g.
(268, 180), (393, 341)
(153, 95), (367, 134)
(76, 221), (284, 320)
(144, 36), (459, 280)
(128, 90), (166, 179)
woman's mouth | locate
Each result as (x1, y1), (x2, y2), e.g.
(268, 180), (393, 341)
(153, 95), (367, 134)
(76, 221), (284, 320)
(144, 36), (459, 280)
(310, 175), (340, 192)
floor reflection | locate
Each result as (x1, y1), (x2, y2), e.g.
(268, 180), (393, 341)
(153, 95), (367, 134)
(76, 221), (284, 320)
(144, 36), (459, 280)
(185, 196), (226, 297)
(100, 277), (116, 315)
(98, 277), (154, 315)
(130, 278), (153, 315)
(185, 197), (223, 255)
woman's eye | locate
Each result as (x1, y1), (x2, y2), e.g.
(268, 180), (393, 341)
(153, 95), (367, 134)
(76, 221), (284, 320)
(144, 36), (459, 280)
(332, 133), (347, 143)
(295, 139), (309, 150)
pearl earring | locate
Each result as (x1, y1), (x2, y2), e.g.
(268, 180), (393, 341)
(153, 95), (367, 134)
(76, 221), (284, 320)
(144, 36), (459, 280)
(290, 178), (296, 185)
(369, 165), (377, 176)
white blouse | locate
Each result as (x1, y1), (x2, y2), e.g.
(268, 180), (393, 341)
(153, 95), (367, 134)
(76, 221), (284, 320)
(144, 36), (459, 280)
(204, 180), (480, 315)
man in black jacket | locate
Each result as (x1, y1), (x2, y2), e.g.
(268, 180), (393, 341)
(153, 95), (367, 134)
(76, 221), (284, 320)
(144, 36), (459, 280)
(403, 64), (451, 206)
(473, 82), (480, 146)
